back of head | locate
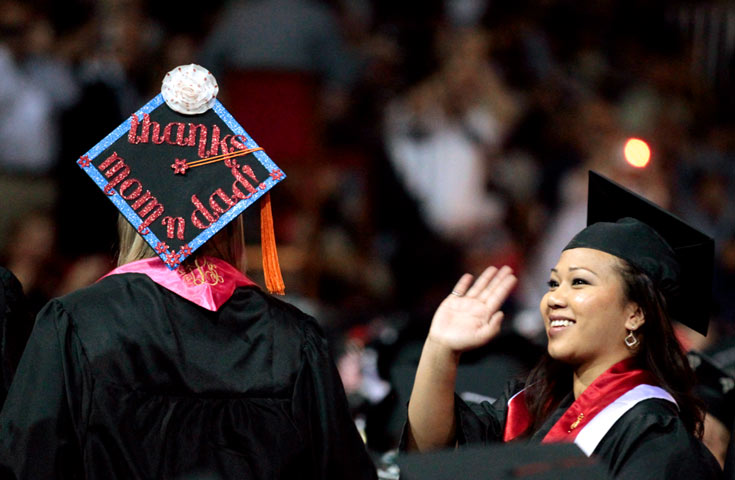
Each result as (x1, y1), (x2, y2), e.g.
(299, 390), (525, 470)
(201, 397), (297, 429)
(117, 213), (246, 273)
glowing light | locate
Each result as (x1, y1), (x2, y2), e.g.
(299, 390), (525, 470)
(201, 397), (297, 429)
(624, 138), (651, 168)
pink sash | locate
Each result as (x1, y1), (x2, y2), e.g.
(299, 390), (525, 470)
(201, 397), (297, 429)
(102, 256), (256, 311)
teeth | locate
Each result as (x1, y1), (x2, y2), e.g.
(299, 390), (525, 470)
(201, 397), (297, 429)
(550, 319), (574, 327)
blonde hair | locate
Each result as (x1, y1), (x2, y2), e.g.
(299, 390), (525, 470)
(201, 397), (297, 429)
(116, 214), (247, 272)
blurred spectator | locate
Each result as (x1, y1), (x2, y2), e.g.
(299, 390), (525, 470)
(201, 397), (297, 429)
(383, 26), (520, 250)
(0, 1), (60, 251)
(53, 0), (160, 260)
(199, 0), (359, 125)
(0, 210), (62, 316)
(688, 350), (735, 469)
(0, 1), (63, 175)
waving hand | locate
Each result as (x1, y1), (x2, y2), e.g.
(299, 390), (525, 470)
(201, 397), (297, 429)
(428, 266), (517, 353)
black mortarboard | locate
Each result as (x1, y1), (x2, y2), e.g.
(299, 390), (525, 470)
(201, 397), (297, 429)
(397, 444), (610, 479)
(76, 64), (286, 292)
(687, 350), (735, 428)
(564, 171), (714, 335)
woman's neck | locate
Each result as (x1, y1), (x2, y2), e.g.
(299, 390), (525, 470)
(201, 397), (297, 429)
(572, 352), (634, 399)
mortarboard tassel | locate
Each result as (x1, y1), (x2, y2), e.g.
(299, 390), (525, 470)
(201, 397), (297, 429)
(260, 192), (285, 295)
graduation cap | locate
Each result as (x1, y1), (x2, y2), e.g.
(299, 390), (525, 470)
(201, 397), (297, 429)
(397, 443), (610, 479)
(687, 350), (735, 428)
(564, 171), (714, 335)
(76, 64), (286, 293)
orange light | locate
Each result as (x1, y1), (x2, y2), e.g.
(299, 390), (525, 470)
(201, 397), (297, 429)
(624, 138), (651, 168)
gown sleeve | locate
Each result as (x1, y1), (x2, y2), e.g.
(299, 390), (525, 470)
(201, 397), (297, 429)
(1, 266), (33, 407)
(398, 378), (521, 450)
(453, 380), (521, 446)
(0, 300), (85, 479)
(597, 401), (724, 480)
(724, 416), (735, 479)
(291, 318), (377, 480)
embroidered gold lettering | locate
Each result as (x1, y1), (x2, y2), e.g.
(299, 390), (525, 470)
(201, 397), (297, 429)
(179, 258), (224, 286)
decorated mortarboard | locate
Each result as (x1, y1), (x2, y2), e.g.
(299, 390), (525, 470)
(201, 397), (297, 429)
(76, 64), (286, 293)
(564, 171), (714, 335)
(687, 350), (735, 428)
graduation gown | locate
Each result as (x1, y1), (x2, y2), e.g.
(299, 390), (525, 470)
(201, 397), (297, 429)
(453, 375), (723, 479)
(0, 266), (32, 410)
(0, 258), (377, 479)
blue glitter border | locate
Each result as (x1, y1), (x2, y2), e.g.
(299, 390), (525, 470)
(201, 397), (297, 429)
(76, 95), (286, 269)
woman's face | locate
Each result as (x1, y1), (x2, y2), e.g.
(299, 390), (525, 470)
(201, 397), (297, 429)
(540, 248), (639, 372)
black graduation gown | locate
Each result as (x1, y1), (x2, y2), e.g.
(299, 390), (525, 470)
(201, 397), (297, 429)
(0, 266), (32, 410)
(0, 273), (377, 480)
(453, 381), (723, 479)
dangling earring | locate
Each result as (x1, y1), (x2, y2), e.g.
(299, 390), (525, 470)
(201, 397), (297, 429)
(624, 330), (639, 349)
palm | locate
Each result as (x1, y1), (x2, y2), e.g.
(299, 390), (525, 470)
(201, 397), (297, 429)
(429, 266), (517, 353)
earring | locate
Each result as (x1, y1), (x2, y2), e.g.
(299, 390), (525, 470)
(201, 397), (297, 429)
(624, 330), (639, 349)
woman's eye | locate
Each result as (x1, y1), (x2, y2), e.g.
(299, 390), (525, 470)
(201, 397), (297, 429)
(547, 279), (558, 289)
(572, 278), (589, 286)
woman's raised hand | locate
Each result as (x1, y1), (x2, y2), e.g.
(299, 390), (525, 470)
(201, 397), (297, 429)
(428, 266), (517, 354)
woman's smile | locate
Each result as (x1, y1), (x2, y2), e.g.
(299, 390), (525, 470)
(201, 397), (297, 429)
(548, 315), (576, 335)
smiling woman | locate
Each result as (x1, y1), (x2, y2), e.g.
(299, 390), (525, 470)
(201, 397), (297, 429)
(542, 248), (638, 381)
(402, 172), (723, 479)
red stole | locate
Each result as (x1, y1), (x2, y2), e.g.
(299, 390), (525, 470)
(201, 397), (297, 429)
(503, 358), (657, 443)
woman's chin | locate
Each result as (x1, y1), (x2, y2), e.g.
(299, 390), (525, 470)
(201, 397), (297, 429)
(547, 344), (576, 364)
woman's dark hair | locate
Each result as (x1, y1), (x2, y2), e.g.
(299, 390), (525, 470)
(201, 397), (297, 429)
(521, 258), (704, 438)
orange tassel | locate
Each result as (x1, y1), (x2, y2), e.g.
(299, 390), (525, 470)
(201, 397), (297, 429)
(260, 192), (285, 295)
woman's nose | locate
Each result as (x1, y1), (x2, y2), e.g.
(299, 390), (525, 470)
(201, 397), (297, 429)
(546, 287), (567, 308)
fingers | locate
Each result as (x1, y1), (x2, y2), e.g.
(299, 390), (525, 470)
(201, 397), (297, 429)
(481, 270), (517, 311)
(478, 311), (505, 343)
(477, 266), (513, 300)
(464, 266), (498, 298)
(450, 265), (517, 313)
(487, 311), (505, 330)
(449, 273), (475, 297)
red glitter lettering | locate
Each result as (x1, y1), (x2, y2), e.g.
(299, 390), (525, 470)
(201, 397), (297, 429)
(162, 216), (186, 240)
(207, 125), (221, 157)
(187, 123), (208, 157)
(230, 135), (247, 151)
(128, 113), (152, 144)
(191, 194), (219, 229)
(163, 122), (187, 146)
(99, 152), (130, 195)
(209, 188), (237, 214)
(120, 179), (143, 200)
(131, 191), (164, 231)
(219, 134), (232, 156)
(230, 163), (259, 199)
(151, 121), (165, 144)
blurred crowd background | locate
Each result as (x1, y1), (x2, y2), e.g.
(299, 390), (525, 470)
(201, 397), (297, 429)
(2, 0), (735, 461)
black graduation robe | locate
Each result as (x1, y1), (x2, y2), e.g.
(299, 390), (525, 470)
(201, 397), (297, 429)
(452, 380), (723, 479)
(0, 272), (377, 479)
(0, 266), (32, 410)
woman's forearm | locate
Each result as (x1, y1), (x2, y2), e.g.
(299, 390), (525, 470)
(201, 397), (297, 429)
(405, 338), (461, 451)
